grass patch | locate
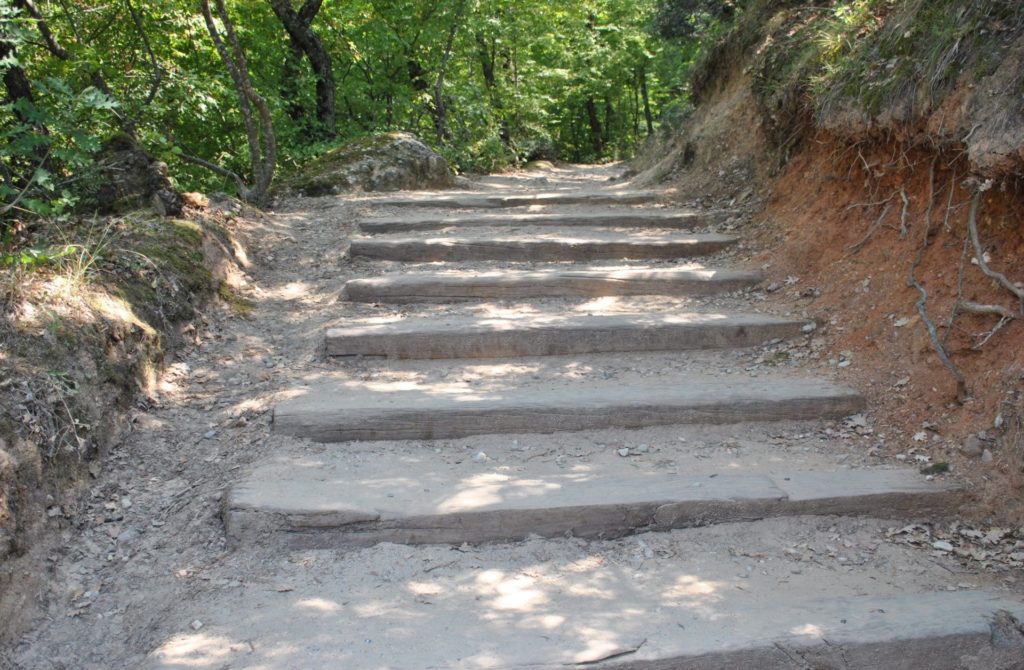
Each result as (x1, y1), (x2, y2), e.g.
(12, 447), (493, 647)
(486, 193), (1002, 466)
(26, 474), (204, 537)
(217, 282), (254, 318)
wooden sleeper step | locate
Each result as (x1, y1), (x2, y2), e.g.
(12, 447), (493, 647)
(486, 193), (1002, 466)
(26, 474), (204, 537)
(342, 266), (763, 303)
(348, 233), (738, 262)
(325, 312), (807, 359)
(272, 376), (865, 443)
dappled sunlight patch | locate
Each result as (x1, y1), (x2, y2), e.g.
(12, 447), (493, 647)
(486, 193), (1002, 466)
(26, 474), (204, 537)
(662, 574), (726, 609)
(437, 473), (562, 513)
(150, 633), (258, 668)
(474, 570), (549, 614)
(406, 581), (444, 597)
(791, 623), (825, 638)
(293, 597), (343, 614)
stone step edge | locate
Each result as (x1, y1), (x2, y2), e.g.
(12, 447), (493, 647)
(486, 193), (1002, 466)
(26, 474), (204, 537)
(348, 234), (739, 262)
(272, 378), (865, 443)
(341, 267), (764, 303)
(363, 190), (660, 208)
(357, 209), (725, 233)
(224, 469), (960, 548)
(324, 312), (807, 359)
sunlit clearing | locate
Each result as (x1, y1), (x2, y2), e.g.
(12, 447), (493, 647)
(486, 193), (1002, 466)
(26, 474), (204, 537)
(294, 597), (342, 613)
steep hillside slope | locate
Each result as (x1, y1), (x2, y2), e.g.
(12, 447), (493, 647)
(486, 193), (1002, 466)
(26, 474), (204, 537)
(637, 0), (1024, 520)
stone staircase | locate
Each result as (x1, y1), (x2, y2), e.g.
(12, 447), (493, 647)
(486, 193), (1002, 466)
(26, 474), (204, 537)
(210, 178), (1024, 669)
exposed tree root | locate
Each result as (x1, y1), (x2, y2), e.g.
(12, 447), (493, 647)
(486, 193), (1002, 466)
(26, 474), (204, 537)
(908, 164), (967, 402)
(967, 193), (1024, 314)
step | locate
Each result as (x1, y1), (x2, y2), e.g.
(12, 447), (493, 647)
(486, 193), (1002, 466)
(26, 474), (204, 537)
(272, 376), (865, 442)
(325, 312), (806, 359)
(358, 209), (722, 233)
(342, 266), (763, 303)
(364, 189), (660, 208)
(226, 456), (962, 548)
(145, 576), (1024, 669)
(348, 233), (738, 262)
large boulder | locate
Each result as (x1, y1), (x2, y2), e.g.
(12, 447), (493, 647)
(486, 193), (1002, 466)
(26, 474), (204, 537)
(282, 132), (455, 196)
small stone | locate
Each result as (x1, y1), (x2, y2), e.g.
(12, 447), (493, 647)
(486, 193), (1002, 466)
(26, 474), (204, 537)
(982, 449), (994, 464)
(963, 434), (984, 458)
(636, 444), (650, 454)
(471, 451), (488, 463)
(120, 496), (133, 509)
(190, 620), (204, 631)
(203, 430), (217, 439)
(765, 282), (782, 293)
(801, 323), (816, 334)
(932, 541), (954, 552)
(617, 448), (631, 457)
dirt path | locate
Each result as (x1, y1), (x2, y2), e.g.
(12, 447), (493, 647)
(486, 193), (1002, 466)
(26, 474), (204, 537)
(5, 165), (1022, 669)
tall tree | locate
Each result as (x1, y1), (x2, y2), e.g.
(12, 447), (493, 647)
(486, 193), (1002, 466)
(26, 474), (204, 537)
(196, 0), (276, 205)
(267, 0), (336, 136)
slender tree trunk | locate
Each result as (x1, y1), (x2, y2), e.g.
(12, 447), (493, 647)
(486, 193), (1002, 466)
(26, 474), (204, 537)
(266, 0), (335, 137)
(638, 64), (654, 136)
(585, 98), (604, 157)
(432, 0), (466, 144)
(200, 0), (276, 205)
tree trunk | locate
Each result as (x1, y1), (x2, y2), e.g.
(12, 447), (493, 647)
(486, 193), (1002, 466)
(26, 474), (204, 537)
(432, 0), (466, 145)
(0, 42), (36, 126)
(638, 64), (654, 136)
(200, 0), (276, 205)
(585, 98), (604, 157)
(266, 0), (336, 137)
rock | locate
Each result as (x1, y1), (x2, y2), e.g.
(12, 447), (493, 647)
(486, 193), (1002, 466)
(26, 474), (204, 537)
(617, 448), (631, 457)
(190, 620), (204, 631)
(94, 134), (183, 216)
(471, 451), (488, 463)
(982, 449), (994, 464)
(801, 323), (816, 334)
(963, 434), (985, 458)
(281, 132), (454, 196)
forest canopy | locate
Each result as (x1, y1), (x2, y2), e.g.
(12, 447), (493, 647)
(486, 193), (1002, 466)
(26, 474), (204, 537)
(1, 0), (709, 221)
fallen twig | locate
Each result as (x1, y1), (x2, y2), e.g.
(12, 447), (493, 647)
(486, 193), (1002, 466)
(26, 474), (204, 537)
(967, 193), (1024, 313)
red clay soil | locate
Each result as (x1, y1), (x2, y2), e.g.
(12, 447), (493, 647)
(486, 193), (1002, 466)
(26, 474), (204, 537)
(754, 133), (1024, 522)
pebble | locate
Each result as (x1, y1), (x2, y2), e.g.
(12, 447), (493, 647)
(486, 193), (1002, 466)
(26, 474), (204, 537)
(982, 449), (994, 464)
(471, 451), (488, 463)
(801, 323), (816, 334)
(617, 448), (630, 457)
(190, 620), (204, 631)
(636, 444), (650, 454)
(932, 541), (954, 552)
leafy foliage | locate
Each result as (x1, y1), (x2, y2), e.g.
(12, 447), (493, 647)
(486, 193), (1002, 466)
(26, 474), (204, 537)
(2, 0), (697, 228)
